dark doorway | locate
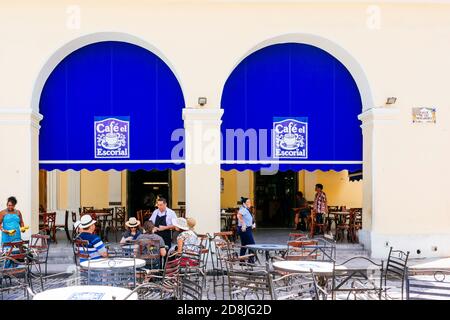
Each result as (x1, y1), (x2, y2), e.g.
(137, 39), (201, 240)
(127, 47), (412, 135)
(254, 171), (298, 228)
(127, 170), (171, 218)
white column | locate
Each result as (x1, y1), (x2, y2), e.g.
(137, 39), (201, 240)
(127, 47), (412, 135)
(183, 108), (224, 235)
(358, 107), (400, 258)
(46, 170), (59, 211)
(108, 170), (122, 206)
(67, 170), (81, 213)
(0, 108), (42, 237)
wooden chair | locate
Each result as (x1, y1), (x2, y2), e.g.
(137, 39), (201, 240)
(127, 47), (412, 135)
(39, 212), (57, 243)
(136, 210), (151, 225)
(334, 211), (353, 242)
(349, 209), (362, 243)
(310, 211), (327, 238)
(110, 207), (127, 242)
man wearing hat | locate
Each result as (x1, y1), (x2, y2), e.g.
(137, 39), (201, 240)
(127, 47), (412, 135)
(76, 214), (108, 262)
(149, 197), (177, 248)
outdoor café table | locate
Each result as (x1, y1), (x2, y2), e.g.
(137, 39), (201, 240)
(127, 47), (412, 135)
(33, 285), (137, 300)
(245, 244), (288, 266)
(273, 260), (346, 289)
(80, 257), (146, 269)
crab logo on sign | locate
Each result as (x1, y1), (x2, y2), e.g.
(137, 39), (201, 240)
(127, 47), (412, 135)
(273, 117), (308, 159)
(94, 117), (130, 158)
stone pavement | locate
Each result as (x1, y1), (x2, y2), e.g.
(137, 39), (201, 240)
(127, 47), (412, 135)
(3, 228), (441, 300)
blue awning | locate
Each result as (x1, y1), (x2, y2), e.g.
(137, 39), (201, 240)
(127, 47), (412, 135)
(221, 43), (362, 172)
(39, 41), (185, 171)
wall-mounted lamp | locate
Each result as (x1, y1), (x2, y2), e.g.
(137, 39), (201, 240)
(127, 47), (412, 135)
(386, 97), (397, 105)
(198, 97), (207, 106)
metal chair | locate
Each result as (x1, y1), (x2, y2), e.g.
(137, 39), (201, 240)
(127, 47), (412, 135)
(383, 247), (410, 299)
(125, 251), (182, 300)
(72, 238), (90, 267)
(39, 212), (57, 243)
(406, 269), (450, 300)
(29, 234), (50, 276)
(331, 256), (384, 300)
(0, 255), (30, 300)
(226, 260), (273, 300)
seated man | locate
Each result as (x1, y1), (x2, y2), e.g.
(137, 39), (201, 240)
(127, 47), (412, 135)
(136, 221), (167, 269)
(76, 214), (108, 263)
(294, 191), (310, 231)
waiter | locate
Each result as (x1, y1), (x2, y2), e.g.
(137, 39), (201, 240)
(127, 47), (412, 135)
(149, 197), (177, 248)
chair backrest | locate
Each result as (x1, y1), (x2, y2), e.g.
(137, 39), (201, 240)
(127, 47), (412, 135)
(287, 237), (336, 261)
(288, 232), (309, 241)
(213, 231), (234, 243)
(29, 234), (50, 257)
(332, 256), (384, 300)
(285, 240), (319, 261)
(136, 239), (161, 268)
(41, 212), (56, 228)
(385, 247), (410, 280)
(384, 247), (410, 298)
(407, 269), (450, 300)
(73, 238), (90, 266)
(115, 207), (127, 221)
(71, 211), (78, 223)
(162, 252), (182, 284)
(82, 207), (94, 213)
(181, 276), (203, 300)
(226, 261), (273, 299)
(2, 240), (29, 260)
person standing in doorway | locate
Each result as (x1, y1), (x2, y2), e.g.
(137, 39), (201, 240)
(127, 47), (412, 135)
(237, 197), (256, 263)
(0, 196), (26, 244)
(150, 197), (177, 248)
(312, 184), (328, 234)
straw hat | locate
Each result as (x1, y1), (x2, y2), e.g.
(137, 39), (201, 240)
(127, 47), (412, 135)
(125, 217), (141, 228)
(186, 217), (196, 230)
(80, 214), (96, 229)
(173, 217), (189, 231)
(74, 220), (81, 230)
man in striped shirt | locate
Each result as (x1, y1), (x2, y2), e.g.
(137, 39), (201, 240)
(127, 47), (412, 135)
(313, 183), (328, 233)
(76, 214), (108, 262)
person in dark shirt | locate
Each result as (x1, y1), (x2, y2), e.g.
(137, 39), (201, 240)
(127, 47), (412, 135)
(294, 191), (310, 231)
(120, 217), (143, 244)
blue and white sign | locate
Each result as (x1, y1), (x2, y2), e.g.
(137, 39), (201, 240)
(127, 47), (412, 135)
(94, 117), (130, 159)
(273, 117), (308, 159)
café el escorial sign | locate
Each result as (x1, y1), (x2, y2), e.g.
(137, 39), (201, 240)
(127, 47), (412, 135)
(94, 116), (130, 158)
